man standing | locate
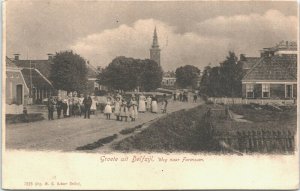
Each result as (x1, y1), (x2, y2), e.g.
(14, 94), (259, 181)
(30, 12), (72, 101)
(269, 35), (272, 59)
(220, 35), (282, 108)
(47, 97), (55, 120)
(83, 94), (92, 119)
(56, 97), (63, 119)
(193, 94), (198, 103)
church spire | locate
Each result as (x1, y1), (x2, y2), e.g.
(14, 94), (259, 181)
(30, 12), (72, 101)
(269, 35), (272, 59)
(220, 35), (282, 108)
(150, 26), (161, 66)
(152, 26), (159, 48)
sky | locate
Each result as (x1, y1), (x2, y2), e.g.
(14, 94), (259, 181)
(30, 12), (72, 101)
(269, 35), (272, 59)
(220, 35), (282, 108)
(5, 1), (298, 71)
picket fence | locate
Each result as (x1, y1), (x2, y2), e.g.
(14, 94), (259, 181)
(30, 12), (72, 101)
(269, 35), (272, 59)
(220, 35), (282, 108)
(207, 97), (295, 105)
(203, 108), (296, 153)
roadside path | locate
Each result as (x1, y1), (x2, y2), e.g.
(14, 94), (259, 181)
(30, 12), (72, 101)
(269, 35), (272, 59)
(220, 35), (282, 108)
(6, 100), (203, 152)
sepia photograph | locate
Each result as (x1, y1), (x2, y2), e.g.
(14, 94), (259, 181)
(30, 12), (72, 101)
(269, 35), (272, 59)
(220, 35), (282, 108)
(2, 0), (299, 189)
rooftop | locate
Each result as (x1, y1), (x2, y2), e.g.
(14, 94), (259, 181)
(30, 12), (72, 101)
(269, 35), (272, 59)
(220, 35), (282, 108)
(21, 68), (54, 89)
(242, 55), (297, 82)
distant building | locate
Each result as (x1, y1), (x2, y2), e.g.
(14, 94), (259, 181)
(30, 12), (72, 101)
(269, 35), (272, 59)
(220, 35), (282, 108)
(241, 41), (297, 99)
(85, 62), (107, 94)
(5, 57), (29, 105)
(161, 71), (176, 87)
(150, 27), (161, 66)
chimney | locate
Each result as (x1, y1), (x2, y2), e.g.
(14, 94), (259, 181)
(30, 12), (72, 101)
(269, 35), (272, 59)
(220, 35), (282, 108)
(14, 54), (20, 60)
(240, 54), (246, 61)
(47, 53), (54, 60)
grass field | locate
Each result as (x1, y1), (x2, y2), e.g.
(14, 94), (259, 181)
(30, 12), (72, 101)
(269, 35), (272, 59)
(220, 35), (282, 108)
(113, 103), (297, 153)
(113, 105), (219, 152)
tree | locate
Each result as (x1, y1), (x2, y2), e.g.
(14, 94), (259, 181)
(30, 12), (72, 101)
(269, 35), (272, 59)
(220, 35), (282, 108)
(199, 51), (243, 97)
(97, 56), (163, 92)
(49, 51), (88, 93)
(200, 66), (211, 95)
(219, 51), (243, 97)
(175, 65), (200, 89)
(139, 59), (163, 91)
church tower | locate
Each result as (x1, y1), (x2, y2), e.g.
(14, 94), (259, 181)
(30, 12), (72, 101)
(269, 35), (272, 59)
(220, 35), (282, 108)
(150, 27), (161, 66)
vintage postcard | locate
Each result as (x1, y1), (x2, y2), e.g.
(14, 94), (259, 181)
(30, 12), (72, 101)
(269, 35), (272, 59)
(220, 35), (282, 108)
(2, 0), (299, 190)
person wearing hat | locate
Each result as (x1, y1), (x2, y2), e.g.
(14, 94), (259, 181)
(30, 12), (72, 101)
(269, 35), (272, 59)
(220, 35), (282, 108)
(120, 100), (128, 122)
(104, 96), (112, 120)
(83, 94), (92, 119)
(114, 97), (121, 121)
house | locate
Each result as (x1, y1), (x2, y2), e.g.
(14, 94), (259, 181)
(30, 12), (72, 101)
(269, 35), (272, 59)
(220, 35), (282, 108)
(85, 61), (107, 94)
(20, 68), (55, 104)
(5, 57), (29, 105)
(242, 41), (297, 99)
(11, 54), (55, 104)
(11, 53), (105, 99)
(161, 71), (176, 87)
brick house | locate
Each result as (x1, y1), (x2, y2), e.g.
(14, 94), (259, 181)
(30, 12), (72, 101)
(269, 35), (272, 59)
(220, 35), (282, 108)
(242, 41), (297, 99)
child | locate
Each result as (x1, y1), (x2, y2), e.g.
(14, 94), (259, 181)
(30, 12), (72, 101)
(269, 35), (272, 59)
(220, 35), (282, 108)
(129, 96), (138, 121)
(104, 97), (112, 120)
(114, 97), (121, 121)
(146, 96), (152, 112)
(120, 100), (128, 122)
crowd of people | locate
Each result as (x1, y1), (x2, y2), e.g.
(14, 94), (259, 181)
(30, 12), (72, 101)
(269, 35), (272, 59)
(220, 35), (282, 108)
(47, 91), (169, 122)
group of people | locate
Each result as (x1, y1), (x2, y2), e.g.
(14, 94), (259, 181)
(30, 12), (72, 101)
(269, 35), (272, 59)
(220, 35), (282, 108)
(47, 92), (169, 122)
(103, 93), (168, 122)
(47, 91), (98, 120)
(173, 91), (198, 102)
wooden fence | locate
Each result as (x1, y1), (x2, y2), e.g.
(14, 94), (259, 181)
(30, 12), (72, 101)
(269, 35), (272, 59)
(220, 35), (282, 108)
(214, 129), (295, 153)
(207, 97), (296, 105)
(203, 108), (296, 154)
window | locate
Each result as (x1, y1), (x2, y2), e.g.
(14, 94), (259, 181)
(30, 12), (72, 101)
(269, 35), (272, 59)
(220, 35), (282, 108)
(262, 84), (270, 98)
(285, 84), (293, 98)
(246, 84), (254, 98)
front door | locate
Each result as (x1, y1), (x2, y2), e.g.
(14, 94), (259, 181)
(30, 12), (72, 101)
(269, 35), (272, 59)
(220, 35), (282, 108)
(16, 84), (23, 105)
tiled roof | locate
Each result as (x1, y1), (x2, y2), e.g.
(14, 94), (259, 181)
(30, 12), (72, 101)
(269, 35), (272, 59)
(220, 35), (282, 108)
(14, 60), (53, 79)
(15, 59), (98, 79)
(242, 55), (297, 81)
(21, 68), (53, 89)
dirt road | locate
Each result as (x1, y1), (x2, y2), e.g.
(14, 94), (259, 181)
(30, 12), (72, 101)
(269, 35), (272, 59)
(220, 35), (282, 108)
(6, 100), (203, 152)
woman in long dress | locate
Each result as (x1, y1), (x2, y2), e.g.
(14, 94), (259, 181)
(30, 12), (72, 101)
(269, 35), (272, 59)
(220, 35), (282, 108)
(104, 97), (112, 120)
(138, 94), (146, 113)
(146, 96), (152, 112)
(120, 100), (128, 122)
(151, 95), (158, 113)
(114, 97), (121, 121)
(129, 97), (138, 121)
